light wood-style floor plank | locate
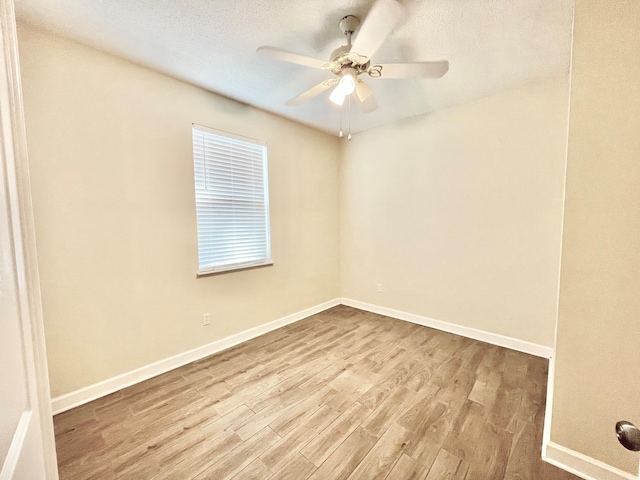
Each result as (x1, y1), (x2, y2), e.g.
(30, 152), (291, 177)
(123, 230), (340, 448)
(346, 422), (412, 480)
(307, 426), (378, 480)
(53, 305), (580, 479)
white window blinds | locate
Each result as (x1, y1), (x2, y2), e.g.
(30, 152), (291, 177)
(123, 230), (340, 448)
(192, 124), (272, 274)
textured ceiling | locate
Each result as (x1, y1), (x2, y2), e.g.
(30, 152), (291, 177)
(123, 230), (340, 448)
(15, 0), (574, 135)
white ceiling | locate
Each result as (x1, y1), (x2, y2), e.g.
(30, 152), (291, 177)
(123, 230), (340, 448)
(15, 0), (574, 135)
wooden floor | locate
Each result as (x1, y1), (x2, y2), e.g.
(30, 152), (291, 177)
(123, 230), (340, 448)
(54, 306), (579, 479)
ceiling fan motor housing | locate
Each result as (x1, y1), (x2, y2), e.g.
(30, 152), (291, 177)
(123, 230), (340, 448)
(327, 49), (371, 76)
(328, 15), (370, 77)
(323, 15), (370, 76)
(330, 44), (351, 62)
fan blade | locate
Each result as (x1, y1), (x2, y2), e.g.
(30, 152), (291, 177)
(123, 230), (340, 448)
(378, 61), (449, 79)
(286, 80), (336, 106)
(354, 81), (378, 112)
(257, 46), (327, 69)
(351, 0), (404, 61)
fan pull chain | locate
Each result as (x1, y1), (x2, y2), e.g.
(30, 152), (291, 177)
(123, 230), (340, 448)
(339, 106), (343, 138)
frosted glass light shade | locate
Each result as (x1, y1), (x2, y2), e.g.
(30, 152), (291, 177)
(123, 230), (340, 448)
(329, 86), (346, 105)
(338, 73), (356, 95)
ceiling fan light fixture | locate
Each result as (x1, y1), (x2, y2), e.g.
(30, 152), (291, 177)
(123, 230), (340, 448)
(337, 68), (357, 95)
(329, 86), (346, 106)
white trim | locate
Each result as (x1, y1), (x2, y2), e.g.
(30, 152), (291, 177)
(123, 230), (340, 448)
(544, 442), (638, 480)
(543, 0), (575, 459)
(197, 260), (274, 277)
(0, 411), (32, 480)
(51, 298), (340, 414)
(2, 0), (58, 477)
(340, 298), (554, 358)
(192, 122), (266, 147)
(543, 354), (556, 446)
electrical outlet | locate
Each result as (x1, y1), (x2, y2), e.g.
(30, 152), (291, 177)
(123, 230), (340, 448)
(377, 283), (383, 293)
(203, 313), (211, 326)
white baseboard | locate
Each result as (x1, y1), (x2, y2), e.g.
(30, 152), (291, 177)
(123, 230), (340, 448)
(51, 297), (554, 414)
(51, 298), (340, 415)
(543, 353), (556, 447)
(544, 442), (638, 480)
(340, 298), (554, 358)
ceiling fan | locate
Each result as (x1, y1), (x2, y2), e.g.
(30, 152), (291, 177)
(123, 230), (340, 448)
(257, 0), (449, 113)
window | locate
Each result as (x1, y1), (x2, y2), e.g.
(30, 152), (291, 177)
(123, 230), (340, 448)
(192, 124), (272, 274)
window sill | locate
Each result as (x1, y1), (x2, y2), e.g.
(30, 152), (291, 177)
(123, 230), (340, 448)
(196, 261), (274, 277)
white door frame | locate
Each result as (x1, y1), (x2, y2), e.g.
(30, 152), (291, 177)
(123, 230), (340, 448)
(0, 0), (59, 478)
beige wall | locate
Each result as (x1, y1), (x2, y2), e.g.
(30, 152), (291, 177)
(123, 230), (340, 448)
(18, 25), (340, 398)
(340, 78), (569, 347)
(551, 1), (640, 475)
(19, 22), (573, 404)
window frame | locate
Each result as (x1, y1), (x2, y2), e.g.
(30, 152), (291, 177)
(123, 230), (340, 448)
(192, 123), (273, 276)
